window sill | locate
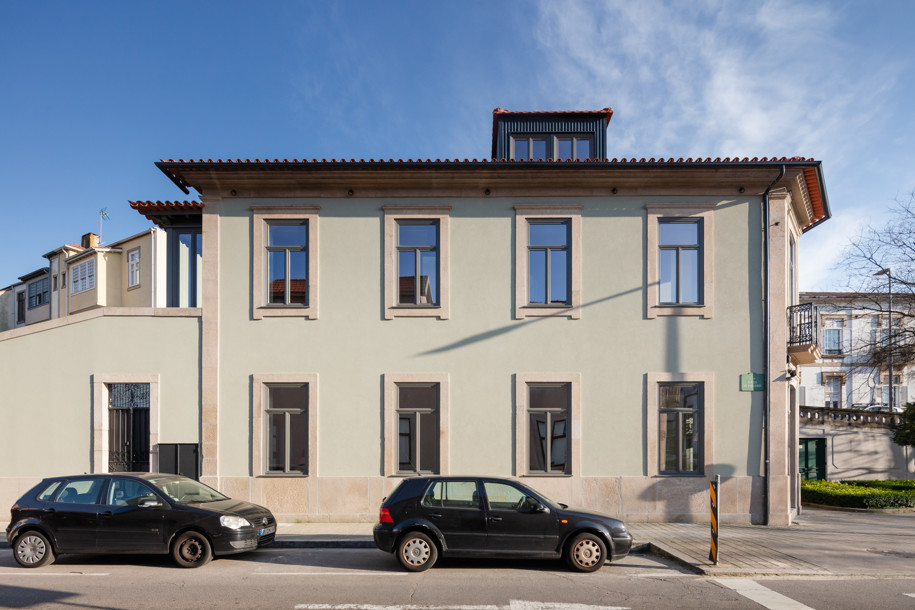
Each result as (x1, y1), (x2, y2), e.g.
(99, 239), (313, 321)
(516, 305), (580, 320)
(648, 304), (711, 319)
(520, 472), (572, 478)
(254, 305), (317, 320)
(127, 284), (141, 292)
(385, 305), (449, 320)
(257, 473), (308, 478)
(653, 472), (706, 477)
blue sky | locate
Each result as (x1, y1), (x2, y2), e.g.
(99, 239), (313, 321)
(2, 0), (914, 290)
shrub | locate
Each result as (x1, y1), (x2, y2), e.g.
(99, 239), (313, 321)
(800, 480), (915, 509)
(839, 479), (915, 492)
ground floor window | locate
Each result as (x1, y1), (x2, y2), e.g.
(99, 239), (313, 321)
(384, 373), (450, 476)
(527, 383), (570, 474)
(658, 383), (703, 474)
(265, 383), (309, 474)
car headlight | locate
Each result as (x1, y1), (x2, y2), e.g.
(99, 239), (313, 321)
(220, 515), (252, 530)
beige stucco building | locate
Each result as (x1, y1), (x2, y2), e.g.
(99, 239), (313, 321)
(0, 108), (831, 525)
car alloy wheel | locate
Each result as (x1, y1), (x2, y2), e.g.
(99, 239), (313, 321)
(566, 533), (607, 572)
(397, 531), (438, 572)
(14, 532), (55, 568)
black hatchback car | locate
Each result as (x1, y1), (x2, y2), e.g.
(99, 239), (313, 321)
(6, 473), (276, 568)
(374, 476), (632, 572)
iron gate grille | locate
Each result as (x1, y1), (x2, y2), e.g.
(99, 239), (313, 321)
(108, 383), (150, 472)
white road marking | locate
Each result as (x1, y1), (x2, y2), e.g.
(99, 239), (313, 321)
(257, 571), (409, 576)
(905, 594), (915, 599)
(715, 579), (814, 610)
(295, 599), (629, 610)
(0, 572), (109, 577)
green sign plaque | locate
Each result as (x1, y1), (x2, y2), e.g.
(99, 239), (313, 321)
(740, 373), (764, 392)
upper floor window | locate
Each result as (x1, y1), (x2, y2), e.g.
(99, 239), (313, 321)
(16, 291), (25, 324)
(27, 277), (49, 309)
(71, 259), (96, 295)
(528, 221), (570, 306)
(511, 134), (593, 160)
(658, 219), (701, 305)
(823, 319), (843, 355)
(514, 205), (582, 319)
(383, 206), (450, 320)
(127, 248), (141, 289)
(252, 207), (319, 320)
(646, 205), (715, 318)
(397, 220), (438, 306)
(267, 221), (308, 306)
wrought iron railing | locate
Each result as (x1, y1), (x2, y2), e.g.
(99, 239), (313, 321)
(788, 303), (817, 347)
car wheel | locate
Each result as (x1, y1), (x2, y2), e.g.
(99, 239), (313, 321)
(397, 531), (438, 572)
(13, 531), (55, 568)
(565, 532), (607, 572)
(172, 531), (212, 568)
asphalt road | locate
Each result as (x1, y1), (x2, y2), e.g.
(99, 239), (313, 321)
(1, 547), (914, 609)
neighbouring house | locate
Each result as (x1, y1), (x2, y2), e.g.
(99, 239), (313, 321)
(795, 291), (915, 481)
(0, 107), (832, 525)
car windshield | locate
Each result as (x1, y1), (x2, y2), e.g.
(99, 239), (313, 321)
(147, 477), (228, 504)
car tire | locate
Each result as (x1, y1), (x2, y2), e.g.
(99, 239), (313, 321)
(172, 531), (213, 568)
(565, 532), (607, 572)
(397, 531), (438, 572)
(13, 531), (55, 568)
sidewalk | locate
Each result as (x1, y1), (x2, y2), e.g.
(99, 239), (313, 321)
(275, 507), (915, 577)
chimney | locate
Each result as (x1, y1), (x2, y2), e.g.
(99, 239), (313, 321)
(81, 232), (99, 249)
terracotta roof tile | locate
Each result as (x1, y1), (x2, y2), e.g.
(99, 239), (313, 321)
(129, 200), (203, 229)
(492, 107), (615, 125)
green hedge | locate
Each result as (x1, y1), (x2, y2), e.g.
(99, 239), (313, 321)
(801, 480), (915, 509)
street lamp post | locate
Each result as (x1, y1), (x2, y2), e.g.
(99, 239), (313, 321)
(875, 268), (893, 411)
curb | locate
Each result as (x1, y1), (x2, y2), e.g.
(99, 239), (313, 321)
(273, 537), (375, 549)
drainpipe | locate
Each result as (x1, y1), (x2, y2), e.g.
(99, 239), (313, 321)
(762, 164), (785, 526)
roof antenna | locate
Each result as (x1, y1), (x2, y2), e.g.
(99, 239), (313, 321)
(99, 208), (110, 245)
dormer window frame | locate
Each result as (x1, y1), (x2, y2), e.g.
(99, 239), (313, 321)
(510, 133), (594, 161)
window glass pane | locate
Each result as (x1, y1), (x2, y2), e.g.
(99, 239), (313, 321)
(268, 413), (286, 472)
(268, 250), (286, 304)
(57, 479), (103, 504)
(550, 249), (568, 303)
(269, 223), (307, 247)
(443, 481), (478, 507)
(268, 384), (307, 410)
(531, 138), (547, 160)
(576, 138), (591, 159)
(682, 412), (698, 472)
(529, 412), (548, 471)
(288, 410), (308, 473)
(398, 385), (437, 410)
(514, 138), (529, 160)
(680, 249), (699, 303)
(399, 416), (414, 471)
(398, 224), (437, 247)
(418, 410), (439, 472)
(288, 250), (308, 305)
(419, 250), (438, 305)
(557, 138), (572, 160)
(659, 222), (698, 246)
(484, 482), (526, 509)
(551, 418), (567, 471)
(529, 223), (568, 247)
(659, 249), (677, 303)
(660, 384), (700, 410)
(530, 384), (569, 410)
(37, 481), (62, 502)
(528, 250), (546, 304)
(398, 250), (416, 304)
(662, 413), (678, 471)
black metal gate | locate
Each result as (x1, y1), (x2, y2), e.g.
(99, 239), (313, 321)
(799, 437), (826, 481)
(108, 384), (150, 472)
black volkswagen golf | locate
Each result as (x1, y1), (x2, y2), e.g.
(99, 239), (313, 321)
(374, 476), (632, 572)
(6, 473), (276, 568)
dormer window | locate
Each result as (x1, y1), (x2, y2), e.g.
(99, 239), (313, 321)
(511, 134), (593, 161)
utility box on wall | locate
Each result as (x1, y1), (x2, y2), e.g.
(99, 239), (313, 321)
(158, 443), (199, 480)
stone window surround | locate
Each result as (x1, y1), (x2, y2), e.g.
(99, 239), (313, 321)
(127, 246), (141, 290)
(252, 373), (319, 477)
(252, 206), (320, 320)
(646, 371), (715, 477)
(383, 205), (451, 320)
(514, 205), (583, 320)
(91, 373), (160, 474)
(645, 204), (715, 319)
(383, 373), (450, 476)
(514, 372), (581, 477)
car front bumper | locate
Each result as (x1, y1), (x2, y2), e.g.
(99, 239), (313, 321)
(610, 531), (633, 561)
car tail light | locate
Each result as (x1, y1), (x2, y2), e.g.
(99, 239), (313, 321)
(379, 507), (394, 524)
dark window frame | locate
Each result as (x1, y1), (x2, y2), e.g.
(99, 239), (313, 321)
(266, 220), (309, 308)
(27, 277), (50, 309)
(264, 382), (309, 475)
(658, 382), (704, 475)
(396, 382), (440, 475)
(510, 133), (594, 161)
(527, 382), (571, 475)
(396, 219), (439, 307)
(658, 218), (703, 306)
(527, 219), (571, 306)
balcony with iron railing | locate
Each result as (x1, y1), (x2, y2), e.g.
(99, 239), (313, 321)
(788, 303), (821, 365)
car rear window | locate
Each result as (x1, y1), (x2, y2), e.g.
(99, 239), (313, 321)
(422, 481), (480, 509)
(36, 481), (62, 502)
(56, 479), (105, 504)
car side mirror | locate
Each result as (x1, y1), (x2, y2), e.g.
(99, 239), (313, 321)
(138, 498), (162, 508)
(530, 502), (548, 513)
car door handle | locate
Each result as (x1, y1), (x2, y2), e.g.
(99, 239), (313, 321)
(101, 511), (113, 517)
(42, 508), (55, 513)
(489, 516), (503, 522)
(428, 513), (443, 519)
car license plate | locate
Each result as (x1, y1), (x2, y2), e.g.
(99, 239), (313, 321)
(259, 526), (275, 536)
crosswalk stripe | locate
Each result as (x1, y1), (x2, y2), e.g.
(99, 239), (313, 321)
(714, 578), (814, 610)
